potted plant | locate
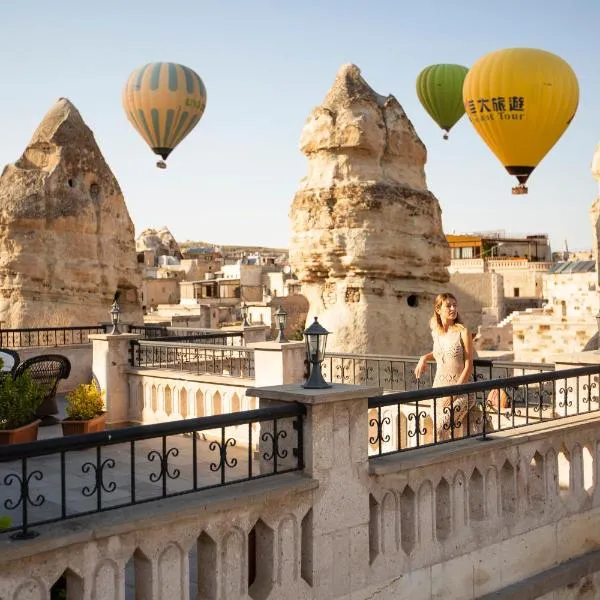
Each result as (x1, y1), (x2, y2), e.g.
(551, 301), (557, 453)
(61, 382), (106, 436)
(0, 367), (46, 445)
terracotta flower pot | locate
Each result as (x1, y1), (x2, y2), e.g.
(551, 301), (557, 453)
(0, 419), (41, 445)
(61, 412), (106, 437)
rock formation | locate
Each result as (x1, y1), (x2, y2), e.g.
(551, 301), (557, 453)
(0, 98), (142, 327)
(590, 143), (600, 265)
(289, 64), (450, 355)
(136, 226), (182, 259)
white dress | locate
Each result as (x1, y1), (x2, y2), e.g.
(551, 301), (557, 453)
(431, 327), (473, 440)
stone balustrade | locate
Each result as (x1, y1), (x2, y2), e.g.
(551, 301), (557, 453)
(0, 474), (316, 600)
(367, 412), (600, 598)
(4, 348), (600, 598)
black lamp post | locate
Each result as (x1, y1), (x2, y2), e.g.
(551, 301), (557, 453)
(241, 302), (250, 327)
(275, 306), (288, 342)
(302, 317), (331, 389)
(109, 297), (121, 335)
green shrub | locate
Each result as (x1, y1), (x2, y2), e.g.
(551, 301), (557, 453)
(0, 371), (45, 430)
(65, 383), (105, 420)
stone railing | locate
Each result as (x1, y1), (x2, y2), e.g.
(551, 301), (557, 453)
(0, 474), (316, 599)
(367, 411), (600, 597)
(127, 369), (256, 435)
(487, 259), (553, 271)
(448, 258), (485, 272)
(4, 378), (600, 598)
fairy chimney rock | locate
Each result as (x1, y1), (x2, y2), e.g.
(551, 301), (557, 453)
(0, 98), (142, 327)
(289, 64), (450, 355)
(590, 142), (600, 265)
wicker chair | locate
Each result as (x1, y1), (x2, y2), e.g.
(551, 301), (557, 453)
(0, 348), (20, 377)
(14, 354), (71, 426)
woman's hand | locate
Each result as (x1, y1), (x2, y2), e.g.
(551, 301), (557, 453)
(414, 356), (428, 379)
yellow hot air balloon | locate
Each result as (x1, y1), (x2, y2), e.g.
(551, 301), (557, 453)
(123, 62), (207, 168)
(462, 48), (579, 194)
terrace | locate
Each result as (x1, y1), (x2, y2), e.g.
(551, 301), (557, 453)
(1, 324), (600, 598)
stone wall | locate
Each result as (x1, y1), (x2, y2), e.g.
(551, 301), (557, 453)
(544, 272), (598, 318)
(142, 279), (180, 309)
(513, 314), (598, 363)
(512, 273), (598, 362)
(447, 271), (504, 332)
(499, 268), (544, 298)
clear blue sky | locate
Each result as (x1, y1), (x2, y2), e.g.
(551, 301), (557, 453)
(1, 0), (598, 252)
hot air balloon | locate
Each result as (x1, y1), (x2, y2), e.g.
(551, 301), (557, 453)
(462, 48), (579, 194)
(122, 62), (207, 168)
(416, 64), (469, 139)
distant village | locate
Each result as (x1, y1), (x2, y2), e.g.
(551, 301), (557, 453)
(137, 226), (597, 364)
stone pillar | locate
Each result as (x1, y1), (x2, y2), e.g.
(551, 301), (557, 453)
(242, 324), (271, 344)
(251, 341), (306, 387)
(89, 333), (139, 427)
(246, 382), (382, 598)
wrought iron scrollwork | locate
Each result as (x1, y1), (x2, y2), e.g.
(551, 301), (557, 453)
(441, 402), (462, 432)
(558, 384), (573, 409)
(148, 447), (181, 482)
(262, 429), (288, 461)
(582, 380), (598, 406)
(369, 415), (391, 445)
(81, 458), (116, 497)
(3, 470), (44, 510)
(383, 366), (399, 387)
(209, 438), (238, 471)
(531, 386), (552, 414)
(334, 362), (351, 384)
(407, 411), (427, 438)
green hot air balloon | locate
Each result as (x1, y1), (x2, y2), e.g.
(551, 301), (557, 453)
(416, 64), (469, 139)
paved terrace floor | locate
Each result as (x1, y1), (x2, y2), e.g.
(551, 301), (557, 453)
(0, 396), (288, 531)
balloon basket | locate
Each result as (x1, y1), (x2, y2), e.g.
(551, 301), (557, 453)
(443, 133), (449, 140)
(156, 160), (167, 169)
(512, 184), (528, 195)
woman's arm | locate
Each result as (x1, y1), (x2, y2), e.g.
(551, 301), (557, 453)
(457, 327), (474, 384)
(414, 351), (434, 378)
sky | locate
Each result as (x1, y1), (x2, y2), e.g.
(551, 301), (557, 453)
(1, 0), (599, 253)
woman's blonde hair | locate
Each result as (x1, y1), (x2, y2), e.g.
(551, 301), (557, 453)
(430, 292), (463, 331)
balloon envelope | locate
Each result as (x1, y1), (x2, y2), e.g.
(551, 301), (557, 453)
(122, 62), (207, 165)
(462, 48), (579, 193)
(416, 64), (469, 138)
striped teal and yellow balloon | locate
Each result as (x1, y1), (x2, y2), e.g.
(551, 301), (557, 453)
(122, 62), (207, 168)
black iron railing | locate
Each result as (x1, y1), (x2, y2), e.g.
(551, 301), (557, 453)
(0, 404), (305, 540)
(0, 326), (107, 349)
(322, 352), (554, 392)
(129, 325), (243, 345)
(129, 341), (255, 377)
(367, 365), (600, 457)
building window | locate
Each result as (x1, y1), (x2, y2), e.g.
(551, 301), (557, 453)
(513, 288), (520, 297)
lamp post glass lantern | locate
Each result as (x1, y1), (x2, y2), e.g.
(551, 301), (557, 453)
(241, 302), (250, 327)
(109, 299), (121, 335)
(275, 306), (288, 342)
(302, 316), (331, 389)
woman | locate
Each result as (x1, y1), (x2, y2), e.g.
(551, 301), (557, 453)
(414, 293), (475, 441)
